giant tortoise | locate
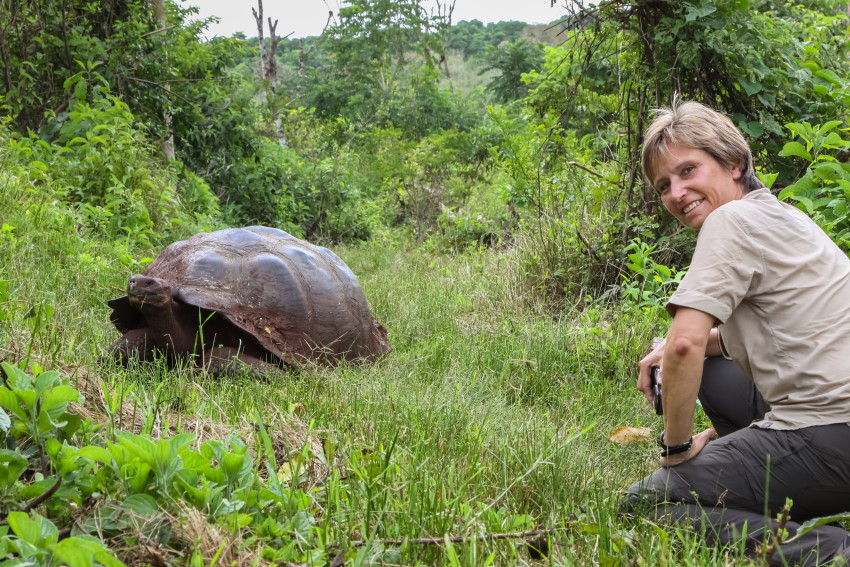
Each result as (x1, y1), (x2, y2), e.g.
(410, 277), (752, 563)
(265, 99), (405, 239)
(108, 226), (390, 370)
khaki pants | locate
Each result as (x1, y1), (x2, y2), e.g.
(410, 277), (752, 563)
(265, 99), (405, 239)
(624, 358), (850, 566)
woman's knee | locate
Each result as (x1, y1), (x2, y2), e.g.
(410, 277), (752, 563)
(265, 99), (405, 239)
(699, 357), (769, 435)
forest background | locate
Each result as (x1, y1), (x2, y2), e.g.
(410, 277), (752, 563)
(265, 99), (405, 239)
(0, 0), (849, 565)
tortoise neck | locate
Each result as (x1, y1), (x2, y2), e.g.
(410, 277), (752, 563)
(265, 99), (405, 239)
(144, 301), (197, 355)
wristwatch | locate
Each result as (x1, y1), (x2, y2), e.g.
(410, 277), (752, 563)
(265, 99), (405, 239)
(659, 431), (693, 457)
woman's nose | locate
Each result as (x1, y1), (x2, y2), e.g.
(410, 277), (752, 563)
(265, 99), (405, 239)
(669, 178), (687, 200)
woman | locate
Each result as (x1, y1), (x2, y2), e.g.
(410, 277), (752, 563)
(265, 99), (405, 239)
(625, 100), (850, 566)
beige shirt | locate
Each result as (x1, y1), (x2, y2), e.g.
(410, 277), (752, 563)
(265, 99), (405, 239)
(667, 188), (850, 429)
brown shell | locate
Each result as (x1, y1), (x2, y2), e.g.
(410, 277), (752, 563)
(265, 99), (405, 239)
(109, 226), (390, 363)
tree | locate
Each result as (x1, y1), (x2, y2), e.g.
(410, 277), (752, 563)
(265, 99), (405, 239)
(479, 39), (544, 103)
(308, 0), (449, 122)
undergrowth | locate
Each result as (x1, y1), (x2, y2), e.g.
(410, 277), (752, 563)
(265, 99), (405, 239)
(0, 170), (757, 564)
(5, 117), (834, 567)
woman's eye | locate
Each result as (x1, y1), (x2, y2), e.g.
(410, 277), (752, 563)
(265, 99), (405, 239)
(682, 166), (695, 175)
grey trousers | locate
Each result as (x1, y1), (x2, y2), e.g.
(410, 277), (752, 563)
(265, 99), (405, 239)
(624, 357), (850, 566)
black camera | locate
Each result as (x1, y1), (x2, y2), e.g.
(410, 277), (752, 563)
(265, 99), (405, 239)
(650, 367), (663, 415)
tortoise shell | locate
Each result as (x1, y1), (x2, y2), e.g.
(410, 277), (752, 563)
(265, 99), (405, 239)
(108, 226), (390, 363)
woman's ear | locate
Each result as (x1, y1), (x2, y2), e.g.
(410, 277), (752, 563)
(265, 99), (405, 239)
(730, 165), (743, 181)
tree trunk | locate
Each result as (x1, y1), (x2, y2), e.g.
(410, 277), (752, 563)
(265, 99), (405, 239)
(252, 1), (266, 83)
(253, 0), (286, 146)
(152, 0), (175, 160)
(265, 17), (280, 89)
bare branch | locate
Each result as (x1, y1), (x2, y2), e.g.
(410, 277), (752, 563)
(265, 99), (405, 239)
(140, 25), (177, 39)
(125, 76), (194, 104)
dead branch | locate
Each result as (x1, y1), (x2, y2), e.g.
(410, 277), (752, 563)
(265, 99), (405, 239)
(140, 25), (176, 39)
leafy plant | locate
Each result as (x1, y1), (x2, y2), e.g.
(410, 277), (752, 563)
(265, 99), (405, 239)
(777, 120), (850, 249)
(1, 511), (124, 567)
(0, 362), (84, 459)
(621, 238), (686, 314)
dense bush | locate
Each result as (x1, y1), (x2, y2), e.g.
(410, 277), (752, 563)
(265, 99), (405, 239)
(7, 80), (217, 247)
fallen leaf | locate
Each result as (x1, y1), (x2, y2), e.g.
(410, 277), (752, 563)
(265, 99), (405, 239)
(608, 426), (653, 444)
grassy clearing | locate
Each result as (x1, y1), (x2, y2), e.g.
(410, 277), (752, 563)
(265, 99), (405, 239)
(1, 169), (752, 565)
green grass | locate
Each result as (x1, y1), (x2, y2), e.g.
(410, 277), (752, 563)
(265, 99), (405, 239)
(0, 157), (758, 566)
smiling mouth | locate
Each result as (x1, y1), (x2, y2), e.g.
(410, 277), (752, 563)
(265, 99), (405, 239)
(683, 200), (703, 215)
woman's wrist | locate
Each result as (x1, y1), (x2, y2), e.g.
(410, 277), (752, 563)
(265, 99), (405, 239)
(658, 431), (693, 457)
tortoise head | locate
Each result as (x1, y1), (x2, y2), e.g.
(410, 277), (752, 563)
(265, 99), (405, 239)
(127, 275), (177, 314)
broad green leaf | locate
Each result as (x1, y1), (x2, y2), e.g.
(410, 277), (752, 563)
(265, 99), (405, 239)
(684, 0), (717, 21)
(42, 385), (82, 418)
(740, 121), (765, 138)
(115, 431), (158, 466)
(737, 77), (762, 96)
(126, 462), (153, 494)
(757, 172), (778, 189)
(823, 132), (849, 149)
(814, 69), (842, 86)
(123, 493), (158, 516)
(795, 196), (814, 214)
(222, 452), (248, 479)
(779, 141), (812, 161)
(51, 536), (125, 567)
(818, 121), (844, 135)
(14, 389), (38, 410)
(7, 512), (58, 547)
(0, 388), (26, 421)
(784, 175), (819, 200)
(1, 362), (32, 391)
(163, 432), (196, 459)
(0, 449), (28, 488)
(33, 370), (60, 396)
(786, 122), (816, 143)
(814, 163), (848, 182)
(44, 438), (61, 458)
(792, 512), (850, 539)
(756, 92), (776, 108)
(62, 72), (84, 90)
(179, 450), (208, 472)
(77, 446), (113, 463)
(37, 407), (65, 434)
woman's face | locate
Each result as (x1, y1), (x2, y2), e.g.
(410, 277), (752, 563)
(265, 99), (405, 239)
(652, 143), (744, 230)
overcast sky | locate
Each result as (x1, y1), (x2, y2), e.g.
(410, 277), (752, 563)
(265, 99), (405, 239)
(181, 0), (566, 39)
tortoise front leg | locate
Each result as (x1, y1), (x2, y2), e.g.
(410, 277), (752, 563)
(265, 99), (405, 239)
(202, 345), (278, 376)
(110, 328), (158, 364)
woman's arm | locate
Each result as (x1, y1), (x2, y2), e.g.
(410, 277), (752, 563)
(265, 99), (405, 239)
(636, 326), (723, 404)
(660, 307), (718, 465)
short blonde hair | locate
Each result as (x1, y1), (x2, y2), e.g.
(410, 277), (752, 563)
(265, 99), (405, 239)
(642, 100), (762, 193)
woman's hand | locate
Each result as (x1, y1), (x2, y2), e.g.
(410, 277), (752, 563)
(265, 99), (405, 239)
(660, 427), (717, 467)
(637, 338), (665, 405)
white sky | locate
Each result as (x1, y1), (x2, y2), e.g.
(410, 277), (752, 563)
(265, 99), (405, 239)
(181, 0), (566, 39)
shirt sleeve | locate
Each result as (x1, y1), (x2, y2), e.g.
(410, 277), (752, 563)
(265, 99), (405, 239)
(666, 206), (762, 324)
